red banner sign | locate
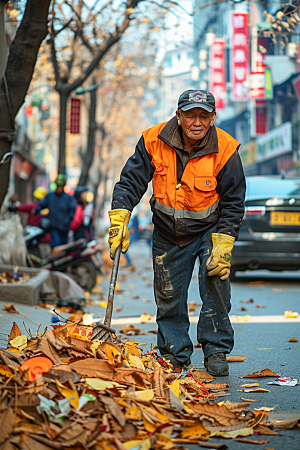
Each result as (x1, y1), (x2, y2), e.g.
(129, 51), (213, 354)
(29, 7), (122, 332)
(232, 11), (249, 100)
(70, 98), (81, 134)
(210, 39), (226, 109)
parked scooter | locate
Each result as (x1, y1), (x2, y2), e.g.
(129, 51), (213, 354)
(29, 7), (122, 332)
(24, 219), (101, 291)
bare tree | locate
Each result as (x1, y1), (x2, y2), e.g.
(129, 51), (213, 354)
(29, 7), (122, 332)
(0, 0), (51, 210)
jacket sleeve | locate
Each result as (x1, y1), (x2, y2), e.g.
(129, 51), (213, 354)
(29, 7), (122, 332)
(216, 150), (246, 240)
(112, 136), (154, 211)
(35, 195), (49, 213)
(70, 204), (84, 230)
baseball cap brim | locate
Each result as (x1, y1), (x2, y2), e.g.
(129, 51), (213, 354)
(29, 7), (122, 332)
(181, 103), (214, 113)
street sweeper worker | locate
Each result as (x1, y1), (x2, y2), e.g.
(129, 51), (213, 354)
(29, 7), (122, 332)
(108, 90), (246, 376)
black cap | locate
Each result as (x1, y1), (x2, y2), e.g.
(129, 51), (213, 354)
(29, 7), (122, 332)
(178, 90), (215, 113)
(75, 186), (89, 199)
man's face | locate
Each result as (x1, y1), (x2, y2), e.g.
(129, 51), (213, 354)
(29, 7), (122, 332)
(56, 185), (64, 195)
(176, 108), (216, 142)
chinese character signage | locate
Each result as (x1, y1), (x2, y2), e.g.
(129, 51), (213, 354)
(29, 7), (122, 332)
(210, 39), (226, 109)
(232, 11), (249, 100)
(70, 98), (81, 134)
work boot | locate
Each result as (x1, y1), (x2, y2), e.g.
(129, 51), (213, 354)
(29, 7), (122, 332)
(204, 352), (229, 376)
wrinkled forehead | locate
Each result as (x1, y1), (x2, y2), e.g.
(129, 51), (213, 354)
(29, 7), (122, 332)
(180, 107), (212, 115)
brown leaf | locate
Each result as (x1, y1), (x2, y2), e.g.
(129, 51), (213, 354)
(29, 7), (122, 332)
(191, 370), (214, 382)
(288, 337), (298, 342)
(227, 355), (247, 362)
(256, 305), (266, 308)
(69, 359), (115, 380)
(240, 398), (259, 403)
(8, 322), (22, 341)
(2, 304), (19, 313)
(203, 383), (228, 390)
(100, 396), (126, 427)
(234, 438), (269, 444)
(253, 424), (277, 435)
(39, 328), (64, 365)
(153, 367), (169, 401)
(45, 368), (81, 384)
(0, 408), (15, 444)
(223, 401), (252, 412)
(270, 417), (300, 429)
(240, 299), (254, 304)
(187, 402), (242, 426)
(115, 367), (148, 387)
(243, 368), (279, 378)
(57, 423), (87, 446)
(147, 329), (158, 334)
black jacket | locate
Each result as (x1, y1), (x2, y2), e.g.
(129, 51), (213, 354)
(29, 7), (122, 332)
(112, 117), (246, 246)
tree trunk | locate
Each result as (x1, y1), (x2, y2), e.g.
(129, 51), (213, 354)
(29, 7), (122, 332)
(58, 89), (69, 175)
(0, 0), (51, 210)
(78, 85), (97, 186)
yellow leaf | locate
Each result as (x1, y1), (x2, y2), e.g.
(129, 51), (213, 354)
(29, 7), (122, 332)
(240, 383), (259, 388)
(129, 354), (145, 370)
(99, 301), (108, 308)
(236, 315), (251, 322)
(169, 379), (180, 397)
(143, 414), (157, 432)
(125, 407), (141, 421)
(154, 434), (173, 449)
(106, 343), (119, 364)
(182, 401), (195, 414)
(124, 439), (151, 450)
(153, 26), (159, 32)
(0, 363), (13, 377)
(90, 340), (101, 354)
(135, 389), (154, 401)
(85, 378), (121, 390)
(6, 348), (21, 353)
(91, 286), (103, 294)
(56, 379), (79, 408)
(284, 310), (299, 318)
(181, 424), (209, 438)
(140, 313), (151, 323)
(211, 427), (254, 439)
(141, 17), (150, 23)
(123, 441), (143, 450)
(10, 335), (27, 351)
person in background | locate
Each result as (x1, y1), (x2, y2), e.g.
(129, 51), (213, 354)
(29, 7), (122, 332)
(8, 187), (48, 226)
(70, 186), (94, 242)
(35, 174), (76, 248)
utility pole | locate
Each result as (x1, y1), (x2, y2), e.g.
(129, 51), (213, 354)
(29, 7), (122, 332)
(0, 1), (8, 79)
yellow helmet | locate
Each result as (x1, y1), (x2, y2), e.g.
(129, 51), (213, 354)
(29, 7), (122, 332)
(33, 186), (47, 200)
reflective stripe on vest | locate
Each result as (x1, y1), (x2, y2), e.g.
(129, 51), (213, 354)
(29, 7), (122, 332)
(153, 198), (219, 219)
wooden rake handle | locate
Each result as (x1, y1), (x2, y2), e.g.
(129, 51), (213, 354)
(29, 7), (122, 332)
(104, 245), (122, 327)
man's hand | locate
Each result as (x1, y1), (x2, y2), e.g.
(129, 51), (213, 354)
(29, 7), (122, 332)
(108, 209), (131, 259)
(206, 233), (235, 281)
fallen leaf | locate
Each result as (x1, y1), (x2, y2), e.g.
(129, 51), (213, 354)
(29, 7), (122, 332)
(270, 417), (299, 429)
(10, 335), (27, 351)
(85, 378), (121, 390)
(238, 388), (271, 393)
(241, 397), (259, 403)
(39, 328), (64, 364)
(240, 383), (260, 388)
(132, 295), (140, 299)
(192, 370), (214, 382)
(256, 305), (266, 308)
(211, 426), (254, 439)
(100, 395), (126, 427)
(56, 379), (79, 408)
(243, 369), (279, 378)
(99, 301), (108, 308)
(128, 354), (145, 370)
(254, 407), (274, 412)
(153, 367), (169, 401)
(234, 438), (270, 444)
(140, 313), (151, 323)
(284, 310), (299, 318)
(235, 315), (251, 322)
(288, 337), (298, 342)
(240, 307), (247, 311)
(70, 359), (114, 380)
(0, 408), (15, 444)
(223, 401), (252, 412)
(181, 424), (209, 438)
(227, 355), (247, 362)
(240, 299), (254, 304)
(2, 304), (19, 313)
(147, 329), (158, 334)
(188, 304), (196, 312)
(253, 424), (277, 435)
(187, 402), (241, 426)
(8, 322), (21, 340)
(125, 407), (141, 421)
(199, 443), (228, 449)
(135, 389), (154, 401)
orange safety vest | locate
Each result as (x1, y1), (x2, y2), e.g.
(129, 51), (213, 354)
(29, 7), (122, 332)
(143, 122), (240, 220)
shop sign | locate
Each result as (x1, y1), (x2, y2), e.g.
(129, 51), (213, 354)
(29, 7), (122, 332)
(239, 140), (256, 166)
(250, 67), (273, 99)
(256, 122), (292, 162)
(210, 39), (226, 109)
(70, 98), (81, 134)
(232, 11), (249, 101)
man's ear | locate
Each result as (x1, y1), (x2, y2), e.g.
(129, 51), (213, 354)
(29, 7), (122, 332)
(210, 111), (217, 126)
(176, 110), (181, 126)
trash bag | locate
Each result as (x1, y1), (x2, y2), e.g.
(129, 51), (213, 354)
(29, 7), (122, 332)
(0, 215), (27, 266)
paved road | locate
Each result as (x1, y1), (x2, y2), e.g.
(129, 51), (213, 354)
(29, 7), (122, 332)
(0, 241), (299, 448)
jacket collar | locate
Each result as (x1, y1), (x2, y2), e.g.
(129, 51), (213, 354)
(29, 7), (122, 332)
(158, 116), (219, 156)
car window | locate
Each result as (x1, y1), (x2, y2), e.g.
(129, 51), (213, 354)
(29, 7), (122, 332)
(246, 177), (300, 198)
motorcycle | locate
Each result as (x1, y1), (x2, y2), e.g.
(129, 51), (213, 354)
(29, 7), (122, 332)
(24, 219), (101, 291)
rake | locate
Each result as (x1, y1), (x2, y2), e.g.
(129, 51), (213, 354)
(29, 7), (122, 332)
(91, 245), (121, 341)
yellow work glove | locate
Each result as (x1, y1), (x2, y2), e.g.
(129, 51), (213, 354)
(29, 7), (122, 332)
(206, 233), (235, 281)
(108, 209), (131, 259)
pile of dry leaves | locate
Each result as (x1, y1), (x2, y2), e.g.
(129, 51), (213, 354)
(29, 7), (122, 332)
(0, 319), (299, 450)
